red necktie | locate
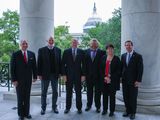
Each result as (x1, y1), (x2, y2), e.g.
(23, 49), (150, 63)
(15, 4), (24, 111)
(24, 51), (27, 63)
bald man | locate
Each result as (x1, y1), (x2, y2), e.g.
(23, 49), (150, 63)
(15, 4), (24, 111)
(37, 37), (61, 115)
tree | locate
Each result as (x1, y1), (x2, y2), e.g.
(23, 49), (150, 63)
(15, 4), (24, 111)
(82, 8), (121, 56)
(0, 10), (19, 62)
(0, 9), (19, 45)
(54, 25), (72, 52)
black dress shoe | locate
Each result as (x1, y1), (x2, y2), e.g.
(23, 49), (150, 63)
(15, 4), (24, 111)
(41, 109), (45, 115)
(85, 106), (91, 111)
(109, 112), (114, 117)
(18, 116), (24, 120)
(64, 109), (70, 114)
(102, 111), (107, 115)
(96, 108), (101, 113)
(123, 112), (130, 117)
(77, 109), (82, 114)
(130, 114), (135, 119)
(53, 108), (59, 114)
(25, 114), (32, 119)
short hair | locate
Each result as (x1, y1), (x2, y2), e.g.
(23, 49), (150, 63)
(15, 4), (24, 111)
(71, 38), (79, 44)
(72, 38), (78, 43)
(48, 36), (54, 41)
(106, 44), (114, 49)
(19, 39), (28, 45)
(125, 40), (133, 46)
(90, 38), (98, 42)
(72, 38), (78, 41)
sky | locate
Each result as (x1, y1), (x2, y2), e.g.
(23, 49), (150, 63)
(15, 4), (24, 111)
(0, 0), (121, 33)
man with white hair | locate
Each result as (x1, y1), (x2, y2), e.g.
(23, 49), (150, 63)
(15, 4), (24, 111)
(10, 40), (37, 120)
(84, 38), (105, 113)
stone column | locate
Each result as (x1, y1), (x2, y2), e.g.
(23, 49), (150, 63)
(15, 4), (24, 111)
(20, 0), (54, 54)
(20, 0), (54, 95)
(118, 0), (160, 106)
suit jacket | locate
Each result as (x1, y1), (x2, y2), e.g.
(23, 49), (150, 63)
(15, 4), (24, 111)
(84, 48), (105, 82)
(10, 50), (37, 84)
(100, 55), (121, 91)
(37, 46), (61, 80)
(62, 48), (85, 82)
(121, 51), (143, 85)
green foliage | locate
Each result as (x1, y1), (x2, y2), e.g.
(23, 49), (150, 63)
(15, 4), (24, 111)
(0, 9), (19, 45)
(54, 25), (72, 52)
(0, 39), (18, 62)
(0, 10), (19, 62)
(79, 34), (91, 49)
(0, 53), (10, 62)
(0, 8), (121, 61)
(82, 8), (121, 56)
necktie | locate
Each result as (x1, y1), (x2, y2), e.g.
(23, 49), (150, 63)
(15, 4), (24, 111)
(24, 51), (27, 63)
(72, 49), (76, 61)
(92, 50), (96, 61)
(127, 53), (131, 65)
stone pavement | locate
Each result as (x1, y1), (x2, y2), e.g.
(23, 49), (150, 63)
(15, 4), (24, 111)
(0, 89), (160, 120)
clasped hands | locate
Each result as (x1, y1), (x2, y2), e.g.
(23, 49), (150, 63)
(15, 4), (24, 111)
(104, 76), (111, 84)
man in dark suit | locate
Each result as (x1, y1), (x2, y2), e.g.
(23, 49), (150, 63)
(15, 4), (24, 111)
(37, 37), (61, 115)
(10, 40), (37, 120)
(84, 39), (105, 113)
(62, 39), (85, 114)
(121, 40), (143, 120)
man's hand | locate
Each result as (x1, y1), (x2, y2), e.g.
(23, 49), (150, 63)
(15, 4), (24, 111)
(12, 81), (18, 87)
(81, 76), (86, 82)
(63, 75), (67, 82)
(135, 81), (140, 87)
(104, 77), (111, 84)
(38, 76), (42, 80)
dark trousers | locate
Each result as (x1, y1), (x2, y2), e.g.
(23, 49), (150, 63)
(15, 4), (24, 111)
(65, 80), (82, 110)
(41, 74), (58, 110)
(122, 83), (138, 114)
(16, 82), (31, 117)
(102, 84), (116, 112)
(86, 81), (101, 109)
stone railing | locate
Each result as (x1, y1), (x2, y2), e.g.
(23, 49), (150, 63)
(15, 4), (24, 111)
(0, 62), (87, 94)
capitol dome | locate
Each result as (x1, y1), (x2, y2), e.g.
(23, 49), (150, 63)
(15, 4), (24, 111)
(83, 3), (102, 33)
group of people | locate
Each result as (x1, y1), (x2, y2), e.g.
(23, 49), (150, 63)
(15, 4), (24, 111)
(10, 37), (143, 120)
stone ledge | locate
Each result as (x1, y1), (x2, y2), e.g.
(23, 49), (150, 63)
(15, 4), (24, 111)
(3, 92), (160, 115)
(115, 99), (160, 115)
(3, 91), (50, 104)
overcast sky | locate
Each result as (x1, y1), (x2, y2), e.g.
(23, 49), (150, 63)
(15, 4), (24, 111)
(0, 0), (121, 33)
